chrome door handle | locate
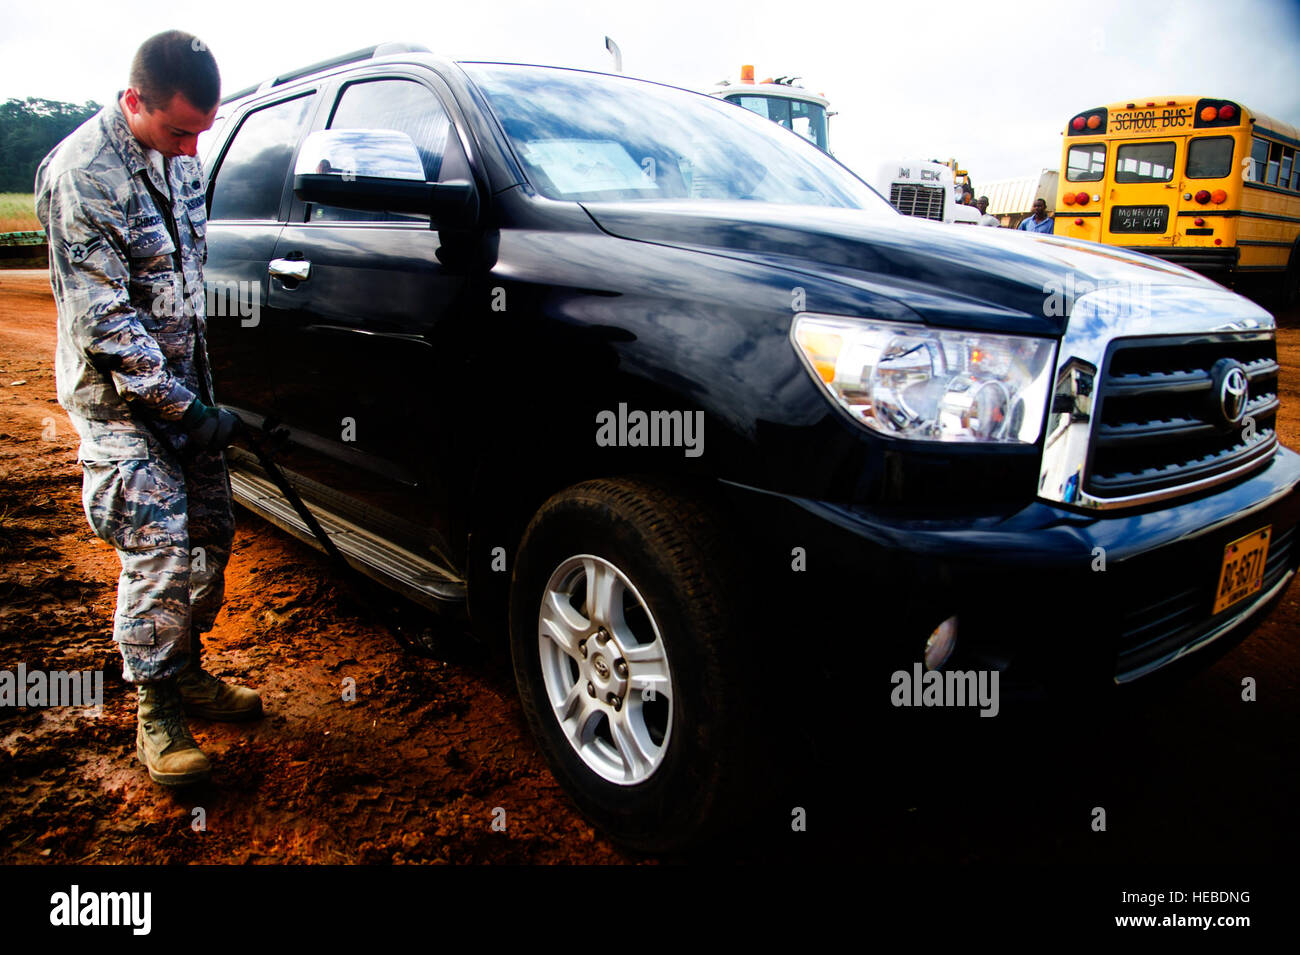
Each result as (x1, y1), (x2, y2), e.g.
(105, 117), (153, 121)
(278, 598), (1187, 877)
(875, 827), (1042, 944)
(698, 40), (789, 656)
(269, 258), (311, 281)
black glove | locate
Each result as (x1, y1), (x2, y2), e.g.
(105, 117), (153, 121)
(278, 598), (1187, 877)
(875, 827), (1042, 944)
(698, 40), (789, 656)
(181, 398), (241, 452)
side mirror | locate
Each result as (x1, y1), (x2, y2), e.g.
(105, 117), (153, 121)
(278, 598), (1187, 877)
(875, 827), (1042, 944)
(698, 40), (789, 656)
(292, 128), (478, 228)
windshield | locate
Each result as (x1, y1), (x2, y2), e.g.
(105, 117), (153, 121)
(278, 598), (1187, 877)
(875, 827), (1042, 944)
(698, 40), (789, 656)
(723, 94), (829, 151)
(463, 64), (887, 209)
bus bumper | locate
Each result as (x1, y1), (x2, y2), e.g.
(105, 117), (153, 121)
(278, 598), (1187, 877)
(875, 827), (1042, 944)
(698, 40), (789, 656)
(1122, 244), (1239, 275)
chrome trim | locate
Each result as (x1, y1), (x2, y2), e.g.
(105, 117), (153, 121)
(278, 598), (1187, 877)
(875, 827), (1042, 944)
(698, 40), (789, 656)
(1115, 567), (1294, 684)
(268, 257), (311, 281)
(1037, 284), (1276, 510)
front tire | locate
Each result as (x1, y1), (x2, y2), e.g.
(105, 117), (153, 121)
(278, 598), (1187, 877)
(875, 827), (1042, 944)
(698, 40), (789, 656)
(509, 478), (754, 852)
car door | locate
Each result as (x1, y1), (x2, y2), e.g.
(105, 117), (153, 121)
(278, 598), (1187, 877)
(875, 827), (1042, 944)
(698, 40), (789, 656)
(264, 73), (476, 560)
(203, 91), (320, 424)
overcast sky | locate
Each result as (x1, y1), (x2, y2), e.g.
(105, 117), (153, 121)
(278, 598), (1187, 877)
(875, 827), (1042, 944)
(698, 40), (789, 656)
(2, 0), (1298, 186)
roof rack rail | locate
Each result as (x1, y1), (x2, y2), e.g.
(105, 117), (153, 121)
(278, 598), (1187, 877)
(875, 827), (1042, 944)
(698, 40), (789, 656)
(220, 41), (431, 105)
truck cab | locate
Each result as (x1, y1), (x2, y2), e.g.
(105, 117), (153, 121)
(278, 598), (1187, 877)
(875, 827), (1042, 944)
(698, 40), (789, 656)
(705, 65), (832, 152)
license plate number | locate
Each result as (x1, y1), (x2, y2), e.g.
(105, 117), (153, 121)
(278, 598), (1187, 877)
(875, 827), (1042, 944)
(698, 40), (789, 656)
(1213, 526), (1271, 615)
(1110, 205), (1169, 233)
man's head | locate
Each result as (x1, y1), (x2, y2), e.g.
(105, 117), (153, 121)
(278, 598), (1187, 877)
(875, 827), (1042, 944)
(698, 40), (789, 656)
(1033, 198), (1048, 218)
(977, 196), (989, 214)
(120, 30), (220, 158)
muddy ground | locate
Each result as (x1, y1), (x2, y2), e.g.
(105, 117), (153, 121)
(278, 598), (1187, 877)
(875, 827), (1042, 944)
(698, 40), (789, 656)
(1, 269), (1297, 865)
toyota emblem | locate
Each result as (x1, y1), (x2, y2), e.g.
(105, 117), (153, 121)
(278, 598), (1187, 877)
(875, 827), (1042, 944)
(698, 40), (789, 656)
(1210, 358), (1250, 426)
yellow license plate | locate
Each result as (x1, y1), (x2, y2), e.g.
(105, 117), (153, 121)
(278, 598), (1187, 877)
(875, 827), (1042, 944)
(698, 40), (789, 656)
(1213, 526), (1271, 615)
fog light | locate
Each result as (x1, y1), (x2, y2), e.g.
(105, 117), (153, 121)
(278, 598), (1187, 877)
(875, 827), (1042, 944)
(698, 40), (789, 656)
(924, 616), (958, 670)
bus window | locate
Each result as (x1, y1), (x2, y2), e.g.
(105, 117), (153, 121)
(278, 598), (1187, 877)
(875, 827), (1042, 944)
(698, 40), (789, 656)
(1186, 137), (1234, 179)
(1250, 138), (1269, 181)
(1115, 142), (1176, 183)
(1267, 141), (1282, 185)
(1066, 143), (1105, 181)
(1281, 150), (1294, 191)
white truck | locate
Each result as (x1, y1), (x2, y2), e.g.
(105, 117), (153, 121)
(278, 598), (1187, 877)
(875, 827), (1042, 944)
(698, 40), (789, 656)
(876, 159), (982, 224)
(705, 65), (832, 152)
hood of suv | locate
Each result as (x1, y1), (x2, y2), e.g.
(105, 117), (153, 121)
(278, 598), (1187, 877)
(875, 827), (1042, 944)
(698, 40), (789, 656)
(580, 200), (1212, 335)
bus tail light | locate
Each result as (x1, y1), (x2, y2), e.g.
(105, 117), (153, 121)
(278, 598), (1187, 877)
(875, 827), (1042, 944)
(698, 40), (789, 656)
(1194, 190), (1211, 204)
(1194, 217), (1205, 226)
(1063, 192), (1076, 205)
(1200, 105), (1218, 122)
(1211, 189), (1227, 204)
(1071, 117), (1085, 131)
(1086, 114), (1101, 129)
(1218, 104), (1236, 121)
(1074, 218), (1084, 226)
(1075, 192), (1090, 206)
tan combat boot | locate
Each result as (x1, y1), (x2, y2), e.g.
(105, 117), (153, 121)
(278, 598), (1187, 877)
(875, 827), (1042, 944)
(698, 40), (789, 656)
(137, 680), (211, 786)
(176, 630), (263, 721)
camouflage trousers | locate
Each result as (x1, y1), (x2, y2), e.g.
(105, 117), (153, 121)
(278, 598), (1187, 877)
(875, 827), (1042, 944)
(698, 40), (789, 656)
(68, 412), (235, 684)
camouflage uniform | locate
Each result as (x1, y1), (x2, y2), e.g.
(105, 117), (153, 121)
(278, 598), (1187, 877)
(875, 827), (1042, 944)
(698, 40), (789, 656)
(35, 94), (234, 684)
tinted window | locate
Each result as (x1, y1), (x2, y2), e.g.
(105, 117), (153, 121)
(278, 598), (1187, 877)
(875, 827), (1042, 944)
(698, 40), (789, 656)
(210, 95), (314, 221)
(1281, 150), (1294, 192)
(1066, 143), (1105, 181)
(464, 64), (887, 210)
(1186, 136), (1233, 179)
(1115, 141), (1175, 183)
(312, 79), (460, 223)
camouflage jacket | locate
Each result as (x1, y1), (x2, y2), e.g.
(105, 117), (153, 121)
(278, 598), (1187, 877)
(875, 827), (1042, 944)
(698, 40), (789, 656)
(35, 94), (214, 425)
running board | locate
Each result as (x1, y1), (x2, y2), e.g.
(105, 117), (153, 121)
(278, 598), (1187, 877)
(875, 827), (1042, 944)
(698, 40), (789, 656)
(229, 467), (466, 608)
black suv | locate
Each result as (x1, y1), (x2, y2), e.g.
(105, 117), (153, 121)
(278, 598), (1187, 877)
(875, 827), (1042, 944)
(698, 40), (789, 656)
(199, 42), (1300, 850)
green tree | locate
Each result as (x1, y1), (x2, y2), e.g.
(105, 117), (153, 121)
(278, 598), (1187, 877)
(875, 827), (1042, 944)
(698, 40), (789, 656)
(0, 98), (102, 193)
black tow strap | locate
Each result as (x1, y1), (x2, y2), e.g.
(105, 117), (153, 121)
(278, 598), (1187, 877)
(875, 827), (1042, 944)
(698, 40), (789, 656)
(131, 407), (443, 659)
(239, 418), (444, 658)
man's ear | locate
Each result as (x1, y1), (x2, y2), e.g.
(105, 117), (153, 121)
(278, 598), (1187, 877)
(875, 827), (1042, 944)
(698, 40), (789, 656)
(123, 88), (142, 115)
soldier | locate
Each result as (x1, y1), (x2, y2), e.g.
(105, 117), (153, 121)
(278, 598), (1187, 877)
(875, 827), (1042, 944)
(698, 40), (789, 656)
(35, 30), (261, 787)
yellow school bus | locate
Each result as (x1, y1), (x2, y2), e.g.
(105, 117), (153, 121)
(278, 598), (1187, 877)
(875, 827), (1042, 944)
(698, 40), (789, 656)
(1053, 96), (1300, 302)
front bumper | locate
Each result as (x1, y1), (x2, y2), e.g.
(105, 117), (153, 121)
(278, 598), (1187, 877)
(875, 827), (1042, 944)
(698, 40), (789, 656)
(723, 445), (1300, 691)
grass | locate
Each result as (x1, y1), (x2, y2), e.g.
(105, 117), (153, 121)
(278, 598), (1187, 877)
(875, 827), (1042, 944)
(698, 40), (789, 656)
(0, 194), (40, 234)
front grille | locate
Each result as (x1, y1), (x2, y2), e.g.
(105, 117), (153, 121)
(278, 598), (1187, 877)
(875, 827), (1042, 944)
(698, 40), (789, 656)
(889, 183), (945, 221)
(1085, 333), (1279, 500)
(1117, 524), (1296, 678)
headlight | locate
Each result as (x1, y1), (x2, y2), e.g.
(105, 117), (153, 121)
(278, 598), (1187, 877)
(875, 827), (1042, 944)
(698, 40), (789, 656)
(792, 314), (1057, 443)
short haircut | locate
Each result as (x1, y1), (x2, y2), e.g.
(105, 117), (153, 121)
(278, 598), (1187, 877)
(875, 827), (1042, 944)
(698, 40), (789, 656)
(978, 195), (989, 203)
(129, 30), (221, 112)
